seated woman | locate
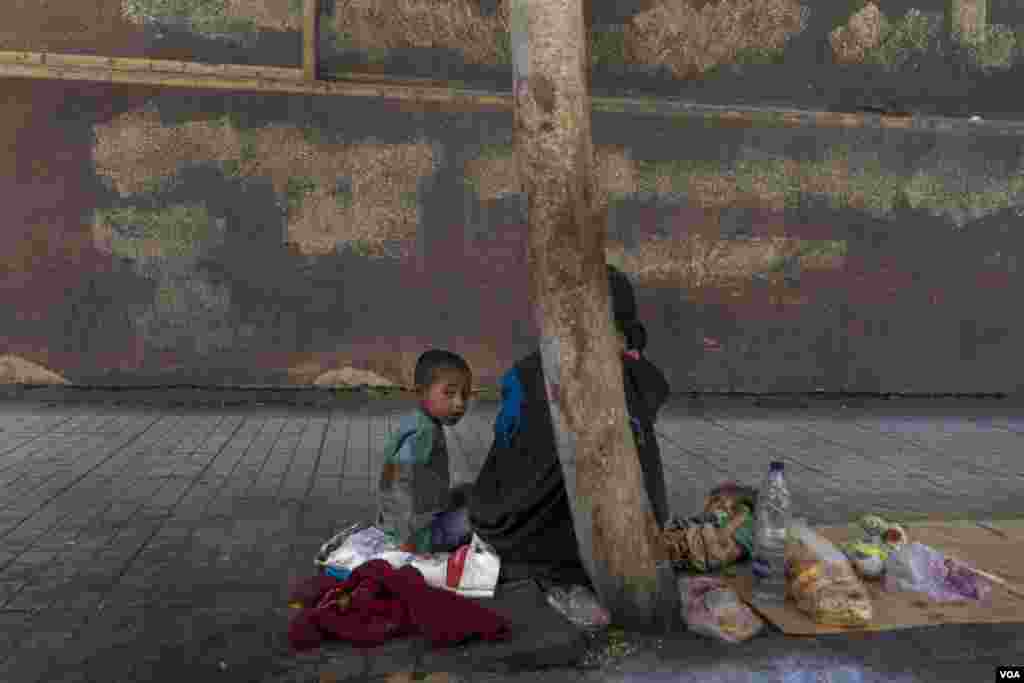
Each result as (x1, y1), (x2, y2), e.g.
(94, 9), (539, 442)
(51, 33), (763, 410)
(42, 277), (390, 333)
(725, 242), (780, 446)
(466, 265), (671, 587)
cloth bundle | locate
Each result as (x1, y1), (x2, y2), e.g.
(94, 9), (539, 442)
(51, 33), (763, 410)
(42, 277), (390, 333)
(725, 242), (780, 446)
(288, 559), (511, 651)
(662, 483), (757, 573)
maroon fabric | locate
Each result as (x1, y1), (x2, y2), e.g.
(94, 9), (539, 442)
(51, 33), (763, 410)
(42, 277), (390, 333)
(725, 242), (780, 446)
(288, 575), (342, 607)
(287, 560), (511, 651)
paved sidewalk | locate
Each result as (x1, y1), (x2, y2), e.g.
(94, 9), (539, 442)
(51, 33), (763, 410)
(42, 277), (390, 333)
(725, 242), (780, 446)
(0, 391), (1021, 682)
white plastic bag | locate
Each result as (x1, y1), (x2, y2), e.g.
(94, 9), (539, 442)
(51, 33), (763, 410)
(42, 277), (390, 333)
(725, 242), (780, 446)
(315, 522), (369, 566)
(316, 525), (500, 598)
(545, 584), (612, 630)
(883, 542), (992, 603)
(409, 533), (502, 598)
(317, 524), (413, 577)
(678, 575), (764, 643)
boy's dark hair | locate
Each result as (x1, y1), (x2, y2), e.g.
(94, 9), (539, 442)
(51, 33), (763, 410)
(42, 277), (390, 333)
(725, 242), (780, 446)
(413, 349), (472, 390)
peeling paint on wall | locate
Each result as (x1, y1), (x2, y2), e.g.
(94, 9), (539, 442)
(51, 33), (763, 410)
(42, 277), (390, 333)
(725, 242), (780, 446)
(635, 146), (1024, 224)
(120, 0), (262, 35)
(92, 203), (225, 270)
(466, 140), (1024, 228)
(625, 0), (808, 77)
(133, 274), (235, 355)
(606, 235), (847, 291)
(6, 71), (1024, 393)
(91, 107), (434, 259)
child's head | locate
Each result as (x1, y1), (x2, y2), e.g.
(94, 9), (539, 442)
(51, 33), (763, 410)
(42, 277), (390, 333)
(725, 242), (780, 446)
(413, 349), (472, 426)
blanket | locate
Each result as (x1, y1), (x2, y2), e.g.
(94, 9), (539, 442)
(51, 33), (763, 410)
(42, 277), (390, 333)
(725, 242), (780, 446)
(288, 560), (511, 651)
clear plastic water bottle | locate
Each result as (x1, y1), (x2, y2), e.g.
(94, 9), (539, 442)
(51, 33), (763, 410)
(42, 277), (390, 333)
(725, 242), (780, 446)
(752, 461), (792, 605)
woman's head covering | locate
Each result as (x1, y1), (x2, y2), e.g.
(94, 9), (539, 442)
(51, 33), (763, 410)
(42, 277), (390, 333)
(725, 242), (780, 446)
(607, 264), (636, 323)
(607, 265), (647, 353)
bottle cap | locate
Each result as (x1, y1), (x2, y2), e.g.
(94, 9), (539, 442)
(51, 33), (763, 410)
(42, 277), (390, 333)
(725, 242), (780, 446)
(769, 461), (784, 471)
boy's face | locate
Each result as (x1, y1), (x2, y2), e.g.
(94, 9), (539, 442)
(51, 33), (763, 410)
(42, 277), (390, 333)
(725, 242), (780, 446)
(419, 370), (471, 426)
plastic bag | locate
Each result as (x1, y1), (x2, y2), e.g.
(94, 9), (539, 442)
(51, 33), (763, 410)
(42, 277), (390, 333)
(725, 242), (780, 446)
(678, 575), (764, 643)
(838, 514), (910, 581)
(785, 520), (873, 626)
(858, 514), (908, 547)
(315, 522), (370, 566)
(545, 584), (612, 631)
(883, 542), (992, 603)
(409, 533), (502, 598)
(839, 541), (887, 580)
(316, 524), (500, 598)
(315, 523), (413, 578)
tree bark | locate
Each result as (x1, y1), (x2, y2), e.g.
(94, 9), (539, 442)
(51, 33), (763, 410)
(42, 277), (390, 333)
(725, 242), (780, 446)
(946, 0), (988, 44)
(303, 0), (321, 81)
(510, 0), (681, 631)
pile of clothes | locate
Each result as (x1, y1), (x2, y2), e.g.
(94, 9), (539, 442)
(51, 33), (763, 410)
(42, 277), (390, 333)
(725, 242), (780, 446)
(288, 559), (510, 652)
(291, 523), (510, 652)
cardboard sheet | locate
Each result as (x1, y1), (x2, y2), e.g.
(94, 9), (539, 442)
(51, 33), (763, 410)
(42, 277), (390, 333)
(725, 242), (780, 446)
(720, 520), (1024, 636)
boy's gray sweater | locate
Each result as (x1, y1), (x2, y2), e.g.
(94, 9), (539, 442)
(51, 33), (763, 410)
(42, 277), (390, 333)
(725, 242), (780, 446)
(376, 408), (451, 550)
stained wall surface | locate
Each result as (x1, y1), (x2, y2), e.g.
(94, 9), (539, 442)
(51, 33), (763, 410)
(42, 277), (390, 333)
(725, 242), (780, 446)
(1, 0), (1023, 393)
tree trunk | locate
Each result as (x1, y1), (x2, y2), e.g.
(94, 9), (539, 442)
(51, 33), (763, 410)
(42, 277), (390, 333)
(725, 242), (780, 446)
(510, 0), (681, 632)
(303, 0), (321, 81)
(946, 0), (988, 44)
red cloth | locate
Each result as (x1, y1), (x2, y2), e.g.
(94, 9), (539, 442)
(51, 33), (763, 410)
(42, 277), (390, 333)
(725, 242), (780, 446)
(289, 575), (342, 607)
(288, 560), (511, 652)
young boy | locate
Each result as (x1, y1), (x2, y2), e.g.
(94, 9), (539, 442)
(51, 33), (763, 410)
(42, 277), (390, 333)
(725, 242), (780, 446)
(377, 349), (474, 554)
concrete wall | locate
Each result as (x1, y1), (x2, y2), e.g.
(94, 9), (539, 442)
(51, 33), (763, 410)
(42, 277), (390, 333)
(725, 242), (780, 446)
(1, 0), (1023, 393)
(3, 83), (1023, 393)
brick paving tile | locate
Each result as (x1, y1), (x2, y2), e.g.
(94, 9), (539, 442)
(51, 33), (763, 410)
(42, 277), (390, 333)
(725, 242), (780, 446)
(344, 412), (375, 482)
(794, 414), (1019, 518)
(278, 416), (329, 503)
(1, 397), (1023, 683)
(703, 416), (956, 516)
(315, 414), (352, 480)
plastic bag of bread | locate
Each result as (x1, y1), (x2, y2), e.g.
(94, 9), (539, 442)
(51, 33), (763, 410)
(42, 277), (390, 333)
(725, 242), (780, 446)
(785, 519), (873, 627)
